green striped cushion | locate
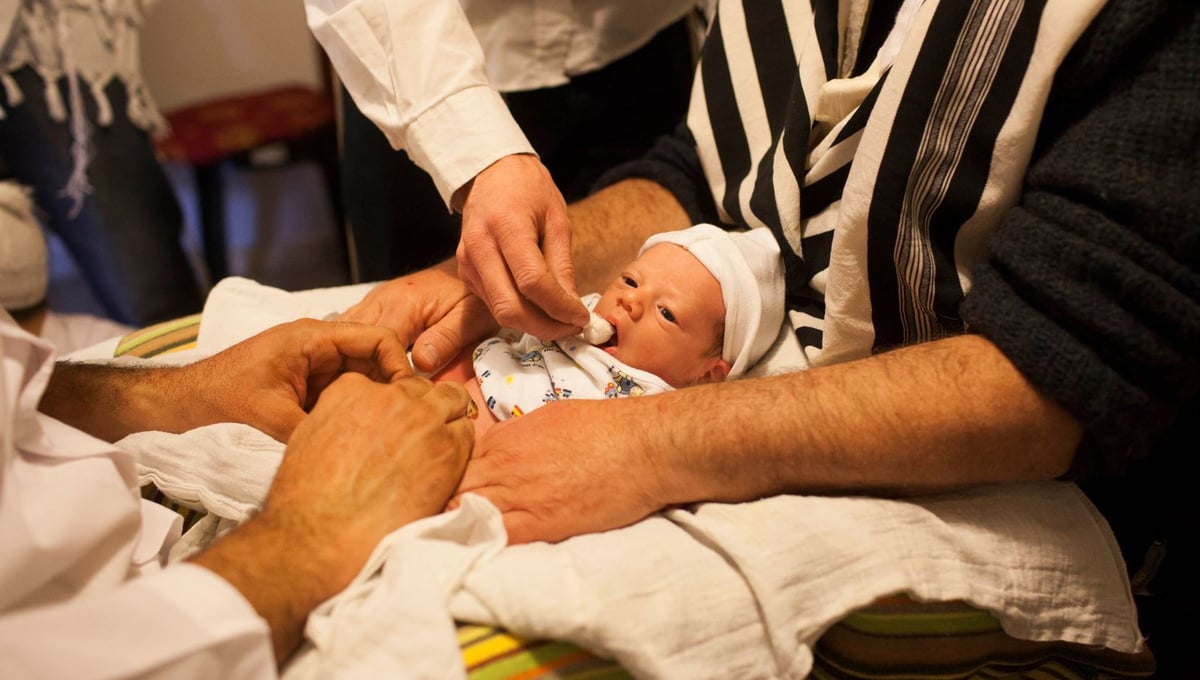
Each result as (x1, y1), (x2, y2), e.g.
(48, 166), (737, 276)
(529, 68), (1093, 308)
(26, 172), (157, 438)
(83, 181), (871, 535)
(812, 596), (1156, 679)
(459, 624), (627, 679)
(115, 313), (202, 358)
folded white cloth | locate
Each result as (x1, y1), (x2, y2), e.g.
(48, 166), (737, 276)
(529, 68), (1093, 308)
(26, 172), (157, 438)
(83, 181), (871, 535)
(196, 277), (377, 352)
(116, 278), (1142, 679)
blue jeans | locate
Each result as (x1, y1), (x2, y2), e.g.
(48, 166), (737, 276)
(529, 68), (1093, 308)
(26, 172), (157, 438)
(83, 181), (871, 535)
(0, 66), (203, 326)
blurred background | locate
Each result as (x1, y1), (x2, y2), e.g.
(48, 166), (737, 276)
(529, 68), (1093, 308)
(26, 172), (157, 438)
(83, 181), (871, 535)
(46, 0), (349, 318)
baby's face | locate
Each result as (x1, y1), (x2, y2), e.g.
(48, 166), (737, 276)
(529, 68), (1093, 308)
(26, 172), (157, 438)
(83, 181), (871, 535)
(591, 244), (728, 387)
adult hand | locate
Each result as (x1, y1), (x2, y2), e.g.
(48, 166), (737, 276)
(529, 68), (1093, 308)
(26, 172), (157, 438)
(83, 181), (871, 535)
(452, 398), (666, 544)
(339, 260), (498, 375)
(263, 373), (474, 586)
(454, 154), (590, 340)
(193, 373), (474, 661)
(180, 318), (412, 442)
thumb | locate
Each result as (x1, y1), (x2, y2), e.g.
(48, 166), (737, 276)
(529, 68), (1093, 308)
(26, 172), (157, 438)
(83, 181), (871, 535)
(411, 297), (497, 374)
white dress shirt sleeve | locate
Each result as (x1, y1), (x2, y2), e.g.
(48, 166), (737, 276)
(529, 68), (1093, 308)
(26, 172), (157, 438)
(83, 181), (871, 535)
(304, 0), (535, 205)
(0, 563), (275, 679)
(1, 317), (276, 679)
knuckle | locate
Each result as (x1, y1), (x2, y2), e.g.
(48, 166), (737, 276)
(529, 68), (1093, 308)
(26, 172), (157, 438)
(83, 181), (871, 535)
(488, 296), (522, 326)
(511, 265), (548, 293)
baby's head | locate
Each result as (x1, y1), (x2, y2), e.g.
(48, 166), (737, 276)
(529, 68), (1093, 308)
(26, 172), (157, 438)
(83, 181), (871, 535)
(591, 224), (784, 387)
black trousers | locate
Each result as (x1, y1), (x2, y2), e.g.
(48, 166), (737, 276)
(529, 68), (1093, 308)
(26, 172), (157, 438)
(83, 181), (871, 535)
(339, 18), (695, 283)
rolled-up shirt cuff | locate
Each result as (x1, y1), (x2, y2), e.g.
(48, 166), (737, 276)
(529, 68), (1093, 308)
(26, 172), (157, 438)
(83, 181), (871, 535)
(405, 85), (536, 207)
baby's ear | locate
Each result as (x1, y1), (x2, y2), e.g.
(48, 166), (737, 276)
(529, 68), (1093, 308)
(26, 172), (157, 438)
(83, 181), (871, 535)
(699, 358), (731, 384)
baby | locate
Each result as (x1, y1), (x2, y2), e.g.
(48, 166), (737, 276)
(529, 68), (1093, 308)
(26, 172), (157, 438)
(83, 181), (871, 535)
(435, 224), (784, 435)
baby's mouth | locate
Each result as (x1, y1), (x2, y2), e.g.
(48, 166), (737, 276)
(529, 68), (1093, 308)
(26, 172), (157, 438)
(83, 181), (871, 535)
(599, 328), (619, 352)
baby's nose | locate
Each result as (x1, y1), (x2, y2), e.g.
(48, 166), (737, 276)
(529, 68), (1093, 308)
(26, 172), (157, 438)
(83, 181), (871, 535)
(619, 292), (644, 319)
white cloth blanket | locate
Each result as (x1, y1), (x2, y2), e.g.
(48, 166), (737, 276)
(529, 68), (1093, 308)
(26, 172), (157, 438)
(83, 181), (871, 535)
(114, 278), (1142, 679)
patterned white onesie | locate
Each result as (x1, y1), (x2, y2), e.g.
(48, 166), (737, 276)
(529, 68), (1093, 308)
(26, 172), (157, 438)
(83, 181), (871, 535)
(472, 294), (672, 421)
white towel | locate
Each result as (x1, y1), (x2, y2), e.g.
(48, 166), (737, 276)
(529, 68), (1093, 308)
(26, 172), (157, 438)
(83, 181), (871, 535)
(197, 277), (377, 353)
(116, 278), (1142, 679)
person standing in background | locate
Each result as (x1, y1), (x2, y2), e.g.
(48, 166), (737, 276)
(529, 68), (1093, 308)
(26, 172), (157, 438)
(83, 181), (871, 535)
(337, 2), (704, 283)
(0, 0), (204, 326)
(307, 0), (705, 344)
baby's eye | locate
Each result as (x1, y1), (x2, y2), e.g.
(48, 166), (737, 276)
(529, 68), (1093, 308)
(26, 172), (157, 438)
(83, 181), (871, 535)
(622, 276), (638, 288)
(659, 307), (677, 324)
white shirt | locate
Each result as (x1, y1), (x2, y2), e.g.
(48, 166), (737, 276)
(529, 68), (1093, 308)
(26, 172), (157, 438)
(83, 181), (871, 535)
(302, 0), (701, 205)
(460, 0), (699, 92)
(304, 0), (537, 205)
(0, 313), (276, 679)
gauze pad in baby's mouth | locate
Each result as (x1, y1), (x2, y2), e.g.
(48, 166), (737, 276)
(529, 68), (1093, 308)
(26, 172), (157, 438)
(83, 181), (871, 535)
(582, 312), (614, 344)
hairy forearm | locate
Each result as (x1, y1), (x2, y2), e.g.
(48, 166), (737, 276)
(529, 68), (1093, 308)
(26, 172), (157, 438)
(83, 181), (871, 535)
(190, 514), (342, 666)
(639, 334), (1082, 503)
(38, 362), (198, 442)
(567, 179), (691, 294)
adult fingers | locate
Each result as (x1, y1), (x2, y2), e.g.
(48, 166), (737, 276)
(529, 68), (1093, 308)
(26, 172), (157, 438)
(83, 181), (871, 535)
(336, 293), (385, 327)
(458, 243), (582, 341)
(456, 219), (518, 316)
(455, 239), (494, 308)
(417, 380), (473, 424)
(409, 293), (498, 374)
(494, 229), (588, 331)
(447, 488), (540, 546)
(302, 320), (414, 382)
(389, 375), (436, 399)
(540, 208), (581, 303)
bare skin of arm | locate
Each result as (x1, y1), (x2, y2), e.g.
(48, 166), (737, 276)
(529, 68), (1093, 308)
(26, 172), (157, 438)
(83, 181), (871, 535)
(193, 374), (473, 662)
(38, 320), (474, 665)
(38, 319), (413, 443)
(457, 333), (1082, 544)
(339, 177), (1080, 546)
(566, 179), (692, 295)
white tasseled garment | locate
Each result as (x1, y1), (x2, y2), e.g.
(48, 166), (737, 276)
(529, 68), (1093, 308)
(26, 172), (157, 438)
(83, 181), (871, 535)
(0, 0), (166, 213)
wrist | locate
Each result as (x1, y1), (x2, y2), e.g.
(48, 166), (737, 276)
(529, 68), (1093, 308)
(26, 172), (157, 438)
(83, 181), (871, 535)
(451, 152), (542, 212)
(620, 395), (691, 509)
(633, 383), (778, 507)
(135, 362), (223, 435)
(40, 362), (193, 442)
(191, 510), (350, 662)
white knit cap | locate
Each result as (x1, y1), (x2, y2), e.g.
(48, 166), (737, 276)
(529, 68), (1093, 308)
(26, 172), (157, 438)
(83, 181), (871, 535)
(0, 181), (48, 311)
(639, 224), (785, 378)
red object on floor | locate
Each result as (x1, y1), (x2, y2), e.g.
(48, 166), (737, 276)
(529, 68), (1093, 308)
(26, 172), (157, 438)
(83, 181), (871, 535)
(153, 85), (344, 285)
(156, 85), (334, 165)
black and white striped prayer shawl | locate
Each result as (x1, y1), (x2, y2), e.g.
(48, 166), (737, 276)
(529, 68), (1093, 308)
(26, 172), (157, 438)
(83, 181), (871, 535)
(687, 0), (1108, 368)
